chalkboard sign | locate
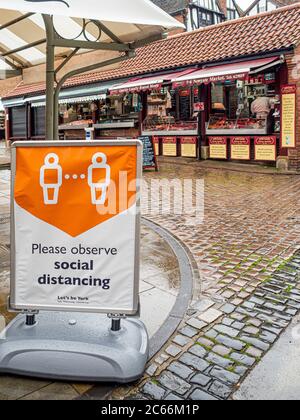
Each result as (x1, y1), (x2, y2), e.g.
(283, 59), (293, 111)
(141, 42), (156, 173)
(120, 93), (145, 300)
(179, 89), (191, 121)
(139, 136), (158, 171)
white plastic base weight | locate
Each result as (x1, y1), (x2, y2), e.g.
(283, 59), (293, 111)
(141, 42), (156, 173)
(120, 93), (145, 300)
(0, 312), (149, 383)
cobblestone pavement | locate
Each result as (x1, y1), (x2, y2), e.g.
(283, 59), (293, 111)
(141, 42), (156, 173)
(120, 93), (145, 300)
(111, 159), (300, 401)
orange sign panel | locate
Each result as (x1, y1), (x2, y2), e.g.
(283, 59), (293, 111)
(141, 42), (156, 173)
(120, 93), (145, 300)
(15, 145), (137, 237)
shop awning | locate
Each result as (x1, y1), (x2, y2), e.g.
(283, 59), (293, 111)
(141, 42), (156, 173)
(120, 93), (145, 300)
(172, 56), (283, 87)
(109, 69), (195, 94)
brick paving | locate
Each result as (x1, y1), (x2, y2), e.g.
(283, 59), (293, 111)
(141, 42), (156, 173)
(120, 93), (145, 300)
(111, 159), (300, 401)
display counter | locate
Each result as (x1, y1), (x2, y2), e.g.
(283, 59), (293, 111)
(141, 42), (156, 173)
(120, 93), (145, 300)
(58, 120), (93, 140)
(206, 116), (268, 136)
(142, 117), (198, 136)
(94, 117), (139, 138)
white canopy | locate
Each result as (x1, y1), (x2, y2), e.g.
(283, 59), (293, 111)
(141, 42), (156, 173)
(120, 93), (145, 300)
(0, 0), (183, 71)
(1, 0), (181, 27)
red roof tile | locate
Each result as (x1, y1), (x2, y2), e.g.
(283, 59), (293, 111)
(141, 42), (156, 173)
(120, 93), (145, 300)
(4, 3), (300, 99)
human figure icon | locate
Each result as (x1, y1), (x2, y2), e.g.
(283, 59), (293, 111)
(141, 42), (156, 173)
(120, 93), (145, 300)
(88, 153), (111, 205)
(40, 153), (63, 205)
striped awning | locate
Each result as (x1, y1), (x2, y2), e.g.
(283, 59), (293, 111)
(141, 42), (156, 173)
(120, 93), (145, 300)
(0, 1), (183, 75)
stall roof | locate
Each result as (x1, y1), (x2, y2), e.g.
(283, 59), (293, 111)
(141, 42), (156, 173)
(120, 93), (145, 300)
(4, 3), (300, 99)
(172, 57), (283, 86)
(0, 0), (183, 71)
(109, 69), (195, 94)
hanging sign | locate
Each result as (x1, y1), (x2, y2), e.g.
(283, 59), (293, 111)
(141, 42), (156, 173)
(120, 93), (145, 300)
(230, 137), (250, 160)
(194, 102), (205, 112)
(281, 84), (296, 148)
(180, 137), (197, 158)
(162, 137), (178, 157)
(139, 136), (158, 171)
(209, 137), (227, 159)
(255, 136), (277, 161)
(10, 140), (142, 315)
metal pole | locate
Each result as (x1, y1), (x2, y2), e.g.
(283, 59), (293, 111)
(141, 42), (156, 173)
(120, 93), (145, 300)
(26, 314), (36, 326)
(111, 318), (121, 332)
(43, 15), (55, 140)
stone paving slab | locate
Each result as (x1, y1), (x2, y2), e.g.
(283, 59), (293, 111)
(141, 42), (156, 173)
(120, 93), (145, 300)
(123, 252), (300, 401)
(109, 161), (300, 401)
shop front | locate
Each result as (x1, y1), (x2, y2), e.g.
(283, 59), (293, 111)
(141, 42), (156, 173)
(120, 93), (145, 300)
(171, 56), (285, 165)
(109, 70), (200, 158)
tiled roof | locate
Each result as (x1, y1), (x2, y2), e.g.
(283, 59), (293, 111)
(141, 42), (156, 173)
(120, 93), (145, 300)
(151, 0), (188, 15)
(4, 3), (300, 100)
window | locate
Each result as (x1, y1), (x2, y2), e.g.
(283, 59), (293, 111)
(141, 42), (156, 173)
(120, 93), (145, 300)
(31, 106), (45, 137)
(10, 106), (27, 138)
(258, 0), (267, 13)
(192, 0), (221, 12)
(227, 0), (237, 20)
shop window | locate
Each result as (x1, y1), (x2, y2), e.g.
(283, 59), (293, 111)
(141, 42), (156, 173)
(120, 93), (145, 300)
(10, 106), (27, 139)
(31, 107), (45, 137)
(211, 83), (225, 113)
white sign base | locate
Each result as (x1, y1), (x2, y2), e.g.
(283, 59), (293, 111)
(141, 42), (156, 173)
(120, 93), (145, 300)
(0, 312), (148, 383)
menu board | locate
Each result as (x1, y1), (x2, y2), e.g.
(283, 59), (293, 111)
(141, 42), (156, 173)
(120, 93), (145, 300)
(281, 85), (296, 148)
(209, 137), (227, 159)
(162, 137), (178, 157)
(139, 136), (158, 170)
(255, 136), (277, 161)
(179, 89), (191, 121)
(230, 137), (250, 160)
(181, 137), (197, 158)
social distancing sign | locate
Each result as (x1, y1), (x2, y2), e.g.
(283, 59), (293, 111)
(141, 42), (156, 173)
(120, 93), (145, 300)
(10, 141), (142, 315)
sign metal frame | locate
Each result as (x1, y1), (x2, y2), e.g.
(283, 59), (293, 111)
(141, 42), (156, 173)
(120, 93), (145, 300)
(9, 140), (142, 316)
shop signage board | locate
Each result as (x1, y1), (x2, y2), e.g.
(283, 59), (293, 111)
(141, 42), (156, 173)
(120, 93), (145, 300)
(153, 136), (160, 156)
(179, 89), (191, 120)
(139, 136), (158, 171)
(281, 84), (296, 148)
(10, 140), (142, 315)
(230, 137), (250, 160)
(255, 136), (277, 161)
(209, 137), (227, 159)
(162, 137), (178, 156)
(180, 137), (197, 158)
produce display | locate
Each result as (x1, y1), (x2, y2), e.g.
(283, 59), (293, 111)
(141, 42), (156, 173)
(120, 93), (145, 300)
(65, 119), (94, 126)
(143, 116), (197, 132)
(236, 118), (266, 129)
(207, 116), (266, 131)
(207, 117), (236, 130)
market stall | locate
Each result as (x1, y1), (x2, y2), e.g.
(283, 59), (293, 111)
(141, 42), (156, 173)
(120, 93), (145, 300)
(108, 70), (199, 156)
(172, 56), (284, 164)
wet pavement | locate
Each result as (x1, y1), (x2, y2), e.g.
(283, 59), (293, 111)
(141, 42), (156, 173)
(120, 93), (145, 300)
(0, 142), (9, 168)
(1, 157), (300, 400)
(0, 169), (180, 399)
(117, 158), (300, 401)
